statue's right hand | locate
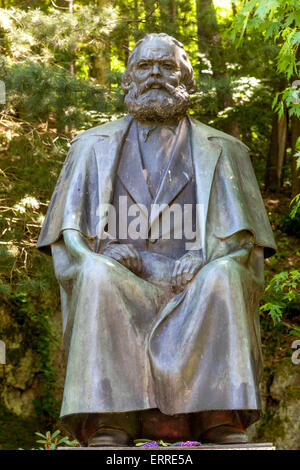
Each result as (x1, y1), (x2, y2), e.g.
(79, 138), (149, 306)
(63, 231), (141, 272)
(102, 243), (142, 273)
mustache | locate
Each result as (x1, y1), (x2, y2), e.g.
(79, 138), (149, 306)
(138, 78), (176, 96)
(124, 80), (190, 123)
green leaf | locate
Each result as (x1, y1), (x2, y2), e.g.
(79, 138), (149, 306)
(66, 440), (79, 447)
(157, 440), (171, 446)
(35, 432), (47, 438)
(292, 31), (300, 45)
(289, 329), (300, 339)
(133, 439), (153, 444)
(260, 302), (283, 324)
(238, 11), (250, 47)
(254, 2), (270, 20)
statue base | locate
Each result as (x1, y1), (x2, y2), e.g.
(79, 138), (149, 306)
(58, 442), (275, 450)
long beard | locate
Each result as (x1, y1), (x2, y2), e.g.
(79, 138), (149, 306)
(124, 79), (190, 122)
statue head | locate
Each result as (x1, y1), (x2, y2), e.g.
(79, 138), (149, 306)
(122, 33), (197, 123)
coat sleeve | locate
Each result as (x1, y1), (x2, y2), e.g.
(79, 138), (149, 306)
(206, 137), (277, 260)
(37, 136), (101, 255)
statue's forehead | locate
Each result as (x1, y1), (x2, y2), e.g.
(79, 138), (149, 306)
(135, 39), (178, 61)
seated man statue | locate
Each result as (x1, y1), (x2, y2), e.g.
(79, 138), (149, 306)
(37, 33), (276, 447)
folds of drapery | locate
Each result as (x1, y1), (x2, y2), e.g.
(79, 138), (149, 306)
(52, 229), (264, 427)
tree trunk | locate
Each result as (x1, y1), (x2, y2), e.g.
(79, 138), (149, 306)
(195, 0), (240, 138)
(168, 0), (177, 23)
(68, 0), (75, 76)
(265, 113), (279, 191)
(278, 110), (287, 186)
(133, 0), (139, 39)
(291, 115), (300, 197)
(231, 2), (237, 16)
(143, 0), (156, 32)
(291, 45), (300, 197)
(90, 53), (110, 84)
(124, 37), (130, 68)
(265, 110), (288, 191)
(158, 0), (178, 37)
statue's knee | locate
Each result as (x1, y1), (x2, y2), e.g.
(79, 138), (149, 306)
(78, 256), (114, 284)
(199, 257), (238, 282)
(187, 258), (239, 296)
(213, 257), (238, 275)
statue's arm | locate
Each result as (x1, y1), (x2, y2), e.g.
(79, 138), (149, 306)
(63, 229), (100, 261)
(63, 229), (142, 273)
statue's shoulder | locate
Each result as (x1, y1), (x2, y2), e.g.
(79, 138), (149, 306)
(189, 116), (249, 152)
(70, 116), (131, 144)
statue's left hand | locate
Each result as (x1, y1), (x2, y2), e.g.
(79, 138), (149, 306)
(102, 243), (142, 273)
(171, 251), (203, 292)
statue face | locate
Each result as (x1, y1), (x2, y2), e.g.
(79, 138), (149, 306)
(132, 38), (182, 99)
(124, 37), (191, 123)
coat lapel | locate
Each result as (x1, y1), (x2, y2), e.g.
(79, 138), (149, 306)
(117, 120), (152, 217)
(149, 118), (193, 228)
(188, 116), (222, 260)
(92, 117), (132, 250)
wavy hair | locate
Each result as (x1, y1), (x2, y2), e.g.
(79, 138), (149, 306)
(121, 33), (197, 95)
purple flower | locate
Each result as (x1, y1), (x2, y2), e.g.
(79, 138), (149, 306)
(140, 441), (159, 447)
(179, 441), (201, 447)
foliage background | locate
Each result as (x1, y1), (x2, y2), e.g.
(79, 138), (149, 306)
(0, 0), (299, 449)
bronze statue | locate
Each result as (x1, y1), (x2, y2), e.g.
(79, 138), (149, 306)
(37, 33), (277, 446)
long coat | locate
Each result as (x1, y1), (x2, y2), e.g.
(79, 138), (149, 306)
(37, 115), (277, 421)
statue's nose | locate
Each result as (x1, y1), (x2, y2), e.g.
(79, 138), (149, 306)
(151, 63), (161, 76)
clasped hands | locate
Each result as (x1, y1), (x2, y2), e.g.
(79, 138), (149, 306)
(103, 243), (203, 292)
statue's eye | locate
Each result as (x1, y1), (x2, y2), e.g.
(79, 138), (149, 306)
(162, 62), (174, 70)
(138, 62), (150, 70)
